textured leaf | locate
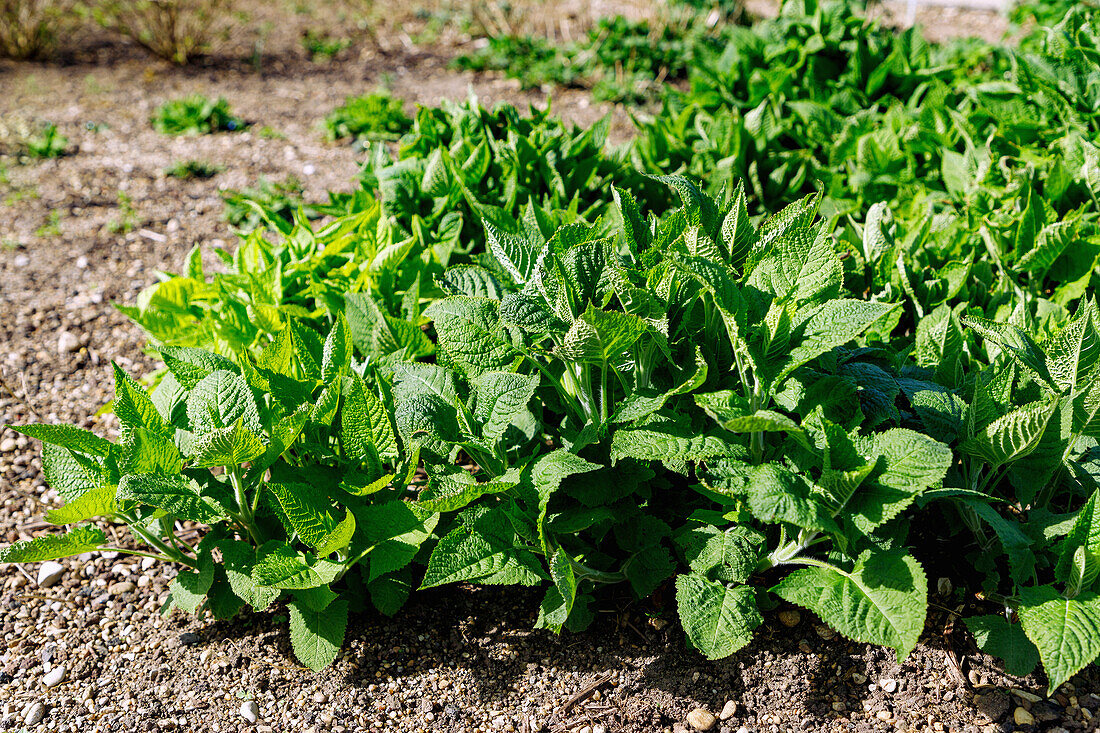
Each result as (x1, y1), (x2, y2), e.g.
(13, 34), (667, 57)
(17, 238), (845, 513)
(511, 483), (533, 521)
(0, 525), (106, 562)
(776, 300), (897, 384)
(676, 524), (764, 584)
(169, 556), (215, 613)
(288, 597), (348, 671)
(186, 370), (262, 434)
(216, 539), (279, 610)
(745, 464), (838, 533)
(45, 485), (116, 525)
(425, 296), (517, 377)
(341, 373), (397, 460)
(117, 473), (226, 523)
(113, 363), (170, 434)
(189, 421), (266, 468)
(472, 371), (540, 443)
(771, 550), (927, 661)
(675, 572), (762, 660)
(848, 429), (952, 533)
(252, 542), (341, 589)
(11, 424), (113, 457)
(1018, 585), (1100, 694)
(611, 422), (746, 468)
(959, 401), (1055, 469)
(965, 615), (1040, 677)
(421, 506), (545, 588)
(267, 480), (339, 549)
(556, 305), (649, 365)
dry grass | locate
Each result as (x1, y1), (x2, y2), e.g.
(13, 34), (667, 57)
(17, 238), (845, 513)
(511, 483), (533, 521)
(0, 0), (76, 59)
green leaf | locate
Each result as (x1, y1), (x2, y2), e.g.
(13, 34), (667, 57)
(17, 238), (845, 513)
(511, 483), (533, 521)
(342, 373), (397, 460)
(425, 296), (517, 377)
(1018, 585), (1100, 694)
(186, 370), (262, 434)
(421, 506), (545, 588)
(252, 541), (342, 589)
(368, 569), (412, 616)
(964, 615), (1040, 677)
(288, 597), (348, 671)
(321, 313), (353, 383)
(45, 486), (116, 525)
(117, 473), (227, 523)
(11, 424), (113, 457)
(169, 555), (215, 614)
(745, 464), (839, 533)
(848, 428), (952, 534)
(959, 401), (1055, 469)
(556, 305), (649, 365)
(675, 572), (762, 660)
(676, 524), (764, 584)
(771, 549), (927, 661)
(113, 363), (170, 434)
(1057, 490), (1100, 588)
(267, 480), (339, 550)
(348, 501), (438, 581)
(962, 315), (1057, 390)
(611, 421), (746, 469)
(216, 540), (280, 610)
(189, 421), (266, 468)
(417, 471), (517, 513)
(472, 371), (540, 443)
(775, 300), (897, 384)
(0, 525), (106, 562)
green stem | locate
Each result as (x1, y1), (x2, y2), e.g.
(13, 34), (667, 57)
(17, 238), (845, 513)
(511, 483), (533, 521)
(127, 525), (198, 569)
(230, 466), (264, 546)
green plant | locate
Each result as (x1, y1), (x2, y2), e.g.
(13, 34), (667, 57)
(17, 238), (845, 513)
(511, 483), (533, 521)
(151, 95), (245, 135)
(1, 317), (433, 670)
(300, 28), (351, 61)
(165, 159), (223, 179)
(108, 191), (139, 234)
(0, 0), (75, 59)
(26, 121), (68, 158)
(321, 93), (412, 143)
(220, 176), (312, 233)
(94, 0), (236, 64)
(35, 209), (62, 237)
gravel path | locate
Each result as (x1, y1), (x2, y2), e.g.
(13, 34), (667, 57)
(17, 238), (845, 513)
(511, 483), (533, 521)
(4, 5), (1099, 732)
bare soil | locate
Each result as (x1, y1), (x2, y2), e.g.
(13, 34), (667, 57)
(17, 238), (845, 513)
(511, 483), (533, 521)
(5, 3), (1097, 733)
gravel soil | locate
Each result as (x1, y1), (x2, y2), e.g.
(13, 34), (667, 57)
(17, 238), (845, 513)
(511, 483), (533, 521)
(4, 3), (1099, 733)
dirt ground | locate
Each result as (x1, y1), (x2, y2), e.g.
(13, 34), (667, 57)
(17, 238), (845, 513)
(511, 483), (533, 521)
(5, 2), (1096, 732)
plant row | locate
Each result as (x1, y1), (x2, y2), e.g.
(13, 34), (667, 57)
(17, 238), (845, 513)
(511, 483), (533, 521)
(4, 0), (1100, 692)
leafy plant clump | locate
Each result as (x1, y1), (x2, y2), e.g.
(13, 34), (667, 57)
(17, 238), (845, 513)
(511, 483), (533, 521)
(165, 159), (223, 179)
(321, 93), (412, 143)
(151, 95), (245, 136)
(94, 0), (236, 64)
(0, 0), (75, 59)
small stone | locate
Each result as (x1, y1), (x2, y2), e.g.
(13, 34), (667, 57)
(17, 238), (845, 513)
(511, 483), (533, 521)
(686, 707), (717, 731)
(831, 702), (846, 712)
(976, 691), (1011, 722)
(14, 254), (29, 267)
(778, 609), (801, 627)
(178, 632), (201, 646)
(718, 701), (737, 720)
(851, 673), (867, 684)
(736, 728), (750, 733)
(937, 577), (953, 595)
(880, 678), (897, 693)
(241, 700), (259, 723)
(37, 561), (65, 588)
(23, 702), (45, 725)
(108, 581), (136, 596)
(814, 625), (836, 640)
(141, 556), (157, 571)
(968, 669), (982, 686)
(57, 331), (80, 354)
(875, 710), (892, 721)
(0, 437), (15, 453)
(1012, 689), (1042, 703)
(1013, 707), (1035, 726)
(42, 666), (66, 689)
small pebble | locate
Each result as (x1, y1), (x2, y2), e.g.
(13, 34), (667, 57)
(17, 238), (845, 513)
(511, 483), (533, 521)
(851, 673), (867, 684)
(719, 700), (738, 720)
(23, 701), (45, 725)
(686, 707), (716, 731)
(57, 331), (80, 354)
(876, 710), (892, 721)
(37, 561), (65, 588)
(241, 700), (259, 723)
(778, 609), (801, 627)
(108, 581), (136, 596)
(880, 678), (897, 693)
(0, 437), (15, 453)
(42, 666), (66, 689)
(1014, 707), (1035, 726)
